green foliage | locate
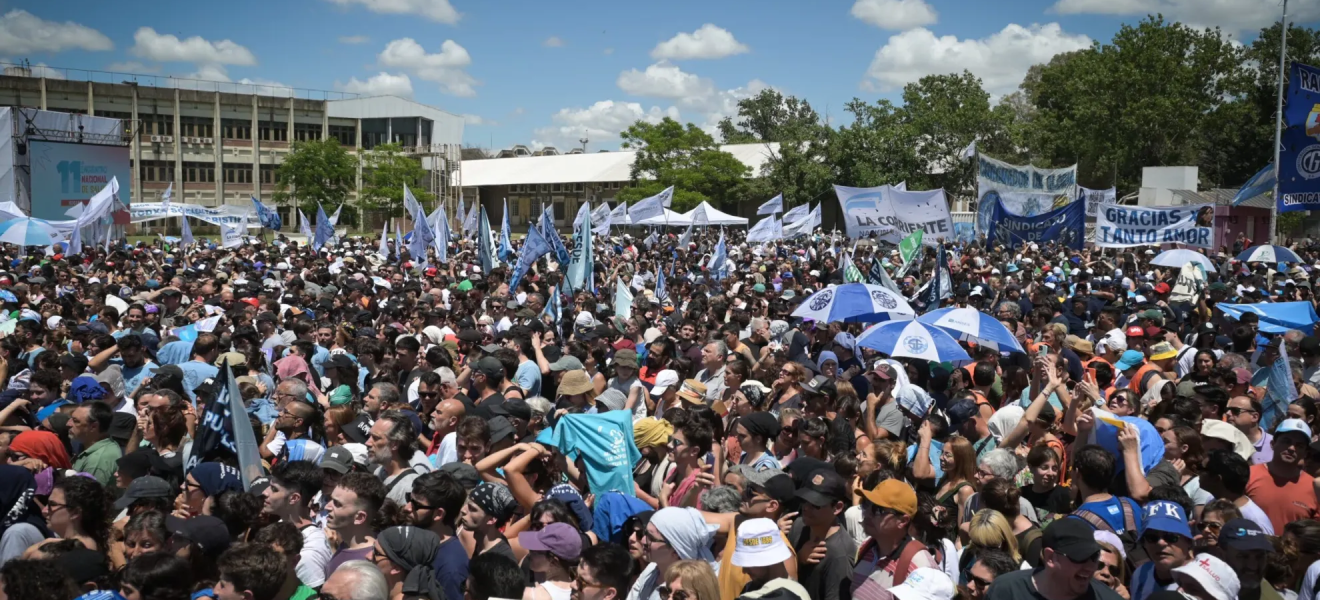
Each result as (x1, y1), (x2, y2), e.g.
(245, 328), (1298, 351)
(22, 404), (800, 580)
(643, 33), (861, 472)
(272, 138), (356, 220)
(718, 89), (834, 210)
(617, 118), (750, 212)
(1279, 210), (1306, 235)
(359, 143), (434, 218)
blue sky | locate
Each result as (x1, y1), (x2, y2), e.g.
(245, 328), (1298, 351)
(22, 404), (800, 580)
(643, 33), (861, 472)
(5, 0), (1310, 151)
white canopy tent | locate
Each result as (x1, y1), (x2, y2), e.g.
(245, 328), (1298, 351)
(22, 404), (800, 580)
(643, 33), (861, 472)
(684, 201), (748, 226)
(622, 208), (689, 227)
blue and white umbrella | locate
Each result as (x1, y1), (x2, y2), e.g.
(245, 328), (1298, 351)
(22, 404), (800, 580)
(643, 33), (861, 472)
(0, 218), (64, 247)
(1151, 249), (1215, 270)
(791, 283), (915, 323)
(918, 307), (1025, 353)
(1236, 245), (1302, 263)
(0, 290), (15, 303)
(857, 319), (970, 362)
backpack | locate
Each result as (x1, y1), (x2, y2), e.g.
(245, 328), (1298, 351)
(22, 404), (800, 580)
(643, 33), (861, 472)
(1072, 497), (1139, 556)
(893, 539), (931, 586)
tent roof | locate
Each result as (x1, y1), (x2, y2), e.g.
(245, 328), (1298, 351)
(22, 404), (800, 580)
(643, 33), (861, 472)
(623, 208), (689, 226)
(459, 143), (780, 187)
(685, 201), (748, 226)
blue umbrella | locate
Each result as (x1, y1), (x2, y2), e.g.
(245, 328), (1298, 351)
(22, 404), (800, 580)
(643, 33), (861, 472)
(0, 218), (64, 247)
(790, 283), (915, 324)
(918, 307), (1025, 353)
(1236, 245), (1302, 263)
(857, 319), (970, 362)
(0, 290), (15, 303)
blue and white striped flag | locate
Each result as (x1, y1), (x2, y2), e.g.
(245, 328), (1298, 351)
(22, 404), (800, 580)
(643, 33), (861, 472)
(655, 269), (668, 302)
(1262, 343), (1298, 431)
(499, 198), (514, 263)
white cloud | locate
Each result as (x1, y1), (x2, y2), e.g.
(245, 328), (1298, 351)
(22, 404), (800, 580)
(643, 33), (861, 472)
(338, 72), (414, 97)
(323, 0), (459, 24)
(617, 62), (716, 100)
(510, 107), (525, 117)
(378, 38), (477, 96)
(462, 114), (496, 126)
(0, 10), (113, 54)
(651, 24), (749, 60)
(603, 47), (614, 55)
(186, 63), (233, 82)
(850, 0), (938, 30)
(543, 36), (564, 48)
(106, 61), (160, 74)
(29, 63), (64, 80)
(863, 23), (1092, 97)
(338, 35), (371, 45)
(1049, 0), (1320, 35)
(533, 100), (681, 149)
(130, 27), (257, 65)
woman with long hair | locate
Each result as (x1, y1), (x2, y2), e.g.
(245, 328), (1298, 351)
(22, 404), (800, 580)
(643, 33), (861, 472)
(519, 522), (581, 600)
(962, 509), (1020, 567)
(142, 404), (187, 483)
(1162, 426), (1211, 517)
(42, 475), (111, 553)
(662, 560), (720, 600)
(1186, 350), (1217, 386)
(935, 436), (978, 521)
(324, 404), (359, 446)
(768, 361), (807, 416)
(910, 492), (958, 581)
(832, 382), (872, 454)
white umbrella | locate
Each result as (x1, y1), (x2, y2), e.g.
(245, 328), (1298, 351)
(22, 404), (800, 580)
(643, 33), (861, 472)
(1151, 249), (1214, 270)
(791, 283), (916, 324)
(0, 218), (64, 247)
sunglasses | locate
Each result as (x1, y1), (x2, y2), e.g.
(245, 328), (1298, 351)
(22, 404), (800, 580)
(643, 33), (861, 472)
(1141, 531), (1184, 545)
(658, 587), (689, 600)
(1227, 406), (1257, 416)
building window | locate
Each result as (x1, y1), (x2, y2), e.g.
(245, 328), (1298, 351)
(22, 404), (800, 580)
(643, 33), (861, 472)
(260, 169), (274, 185)
(222, 119), (251, 140)
(552, 183), (563, 193)
(142, 114), (173, 137)
(139, 160), (174, 183)
(223, 164), (253, 184)
(574, 183), (584, 192)
(180, 117), (213, 138)
(183, 162), (215, 183)
(294, 122), (322, 142)
(329, 125), (355, 147)
(258, 121), (288, 142)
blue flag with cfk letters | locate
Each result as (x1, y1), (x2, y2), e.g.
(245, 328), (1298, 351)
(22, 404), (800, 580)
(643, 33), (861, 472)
(1280, 62), (1320, 213)
(509, 221), (551, 293)
(985, 196), (1085, 250)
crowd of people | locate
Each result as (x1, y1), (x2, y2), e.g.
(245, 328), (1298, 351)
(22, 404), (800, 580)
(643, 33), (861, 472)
(0, 220), (1319, 600)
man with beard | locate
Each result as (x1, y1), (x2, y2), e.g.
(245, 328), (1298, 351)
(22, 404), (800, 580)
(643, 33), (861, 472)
(89, 333), (158, 400)
(1246, 418), (1318, 533)
(426, 398), (466, 467)
(367, 410), (429, 505)
(984, 519), (1122, 600)
(261, 460), (333, 588)
(323, 472), (385, 575)
(407, 471), (471, 600)
(1128, 501), (1195, 600)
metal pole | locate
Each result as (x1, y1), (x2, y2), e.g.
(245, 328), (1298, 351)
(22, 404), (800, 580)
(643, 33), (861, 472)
(1271, 0), (1288, 244)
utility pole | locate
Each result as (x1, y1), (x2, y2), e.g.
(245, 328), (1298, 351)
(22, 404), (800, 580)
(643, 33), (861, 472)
(1272, 0), (1288, 243)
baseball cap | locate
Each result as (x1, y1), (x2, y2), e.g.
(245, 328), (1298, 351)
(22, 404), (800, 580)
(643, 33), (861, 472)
(167, 515), (231, 556)
(215, 351), (247, 367)
(475, 357), (504, 379)
(802, 375), (832, 396)
(731, 518), (792, 568)
(858, 479), (917, 517)
(888, 568), (955, 600)
(439, 462), (482, 491)
(945, 398), (979, 431)
(321, 446), (355, 474)
(651, 369), (681, 396)
(1217, 518), (1273, 552)
(795, 468), (848, 507)
(517, 522), (583, 561)
(488, 416), (516, 444)
(1125, 325), (1145, 338)
(1141, 500), (1193, 539)
(1115, 349), (1146, 371)
(114, 476), (173, 510)
(1171, 554), (1239, 600)
(549, 355), (584, 372)
(1042, 518), (1101, 561)
(1277, 418), (1314, 440)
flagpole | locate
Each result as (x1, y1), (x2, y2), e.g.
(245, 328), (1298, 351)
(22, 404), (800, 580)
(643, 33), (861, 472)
(1271, 0), (1288, 244)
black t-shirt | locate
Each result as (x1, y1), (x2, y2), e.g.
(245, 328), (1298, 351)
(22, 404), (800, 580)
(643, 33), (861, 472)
(1019, 485), (1073, 520)
(473, 392), (507, 420)
(984, 568), (1123, 600)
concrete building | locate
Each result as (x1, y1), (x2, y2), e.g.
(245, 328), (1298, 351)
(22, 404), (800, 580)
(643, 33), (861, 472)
(0, 68), (464, 228)
(460, 142), (779, 227)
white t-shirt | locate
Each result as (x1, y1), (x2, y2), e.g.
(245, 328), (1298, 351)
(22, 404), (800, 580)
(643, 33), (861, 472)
(1300, 560), (1320, 600)
(297, 524), (333, 588)
(434, 432), (458, 468)
(1240, 498), (1276, 535)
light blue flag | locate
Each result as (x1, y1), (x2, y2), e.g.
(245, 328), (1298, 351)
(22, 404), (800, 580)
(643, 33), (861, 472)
(567, 204), (594, 294)
(313, 205), (333, 251)
(541, 286), (563, 337)
(458, 196), (467, 232)
(541, 206), (571, 265)
(403, 184), (423, 221)
(757, 193), (783, 215)
(298, 209), (314, 240)
(509, 221), (552, 292)
(478, 205), (495, 273)
(1261, 343), (1299, 431)
(1232, 163), (1276, 206)
(251, 196), (282, 230)
(409, 206), (435, 266)
(655, 269), (668, 302)
(706, 230), (727, 277)
(172, 324), (199, 342)
(378, 220), (390, 258)
(181, 215), (194, 247)
(592, 208), (613, 236)
(614, 279), (634, 320)
(499, 199), (514, 262)
(464, 202), (479, 235)
(433, 207), (450, 262)
(395, 218), (406, 257)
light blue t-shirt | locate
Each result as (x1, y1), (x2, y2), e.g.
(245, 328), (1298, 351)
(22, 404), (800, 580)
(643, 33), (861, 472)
(177, 360), (220, 403)
(119, 360), (159, 396)
(514, 360), (541, 397)
(311, 345), (330, 378)
(538, 410), (641, 496)
(906, 439), (945, 483)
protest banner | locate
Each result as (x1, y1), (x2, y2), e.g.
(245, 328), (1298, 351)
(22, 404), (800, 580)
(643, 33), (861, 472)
(976, 155), (1076, 234)
(1081, 186), (1117, 219)
(131, 202), (259, 228)
(1280, 61), (1320, 213)
(834, 185), (952, 244)
(985, 196), (1085, 250)
(1095, 204), (1215, 249)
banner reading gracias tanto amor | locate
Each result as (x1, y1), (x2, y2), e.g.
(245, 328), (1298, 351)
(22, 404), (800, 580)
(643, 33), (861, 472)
(1095, 204), (1215, 249)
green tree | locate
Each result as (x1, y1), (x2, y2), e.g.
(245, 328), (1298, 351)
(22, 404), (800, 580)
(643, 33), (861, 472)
(272, 138), (356, 220)
(718, 89), (834, 210)
(827, 99), (923, 189)
(360, 143), (434, 217)
(901, 71), (1012, 198)
(617, 118), (750, 212)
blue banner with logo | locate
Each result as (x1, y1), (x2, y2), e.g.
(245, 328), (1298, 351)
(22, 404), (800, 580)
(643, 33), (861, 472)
(1280, 62), (1320, 213)
(985, 197), (1084, 250)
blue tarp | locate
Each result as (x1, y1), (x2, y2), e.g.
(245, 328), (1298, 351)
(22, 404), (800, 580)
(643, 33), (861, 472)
(1217, 301), (1320, 334)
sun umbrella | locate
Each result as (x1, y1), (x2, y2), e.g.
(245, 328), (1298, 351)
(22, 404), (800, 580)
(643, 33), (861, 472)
(1236, 245), (1302, 263)
(857, 319), (970, 362)
(917, 307), (1025, 353)
(1151, 249), (1215, 270)
(0, 218), (64, 247)
(791, 283), (915, 324)
(0, 290), (16, 303)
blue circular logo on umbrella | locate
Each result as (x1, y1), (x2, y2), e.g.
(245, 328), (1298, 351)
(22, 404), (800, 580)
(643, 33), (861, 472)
(809, 290), (833, 311)
(903, 336), (928, 354)
(871, 290), (897, 309)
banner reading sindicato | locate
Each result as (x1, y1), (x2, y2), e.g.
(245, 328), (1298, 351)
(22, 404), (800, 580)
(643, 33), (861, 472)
(1095, 204), (1215, 249)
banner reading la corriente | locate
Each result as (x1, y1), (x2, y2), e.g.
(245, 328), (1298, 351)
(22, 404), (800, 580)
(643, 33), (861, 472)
(834, 185), (952, 244)
(131, 202), (259, 228)
(1095, 204), (1216, 249)
(976, 155), (1076, 234)
(986, 196), (1085, 250)
(1279, 62), (1320, 213)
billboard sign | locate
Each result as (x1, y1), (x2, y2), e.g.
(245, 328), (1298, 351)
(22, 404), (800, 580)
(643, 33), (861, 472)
(28, 140), (132, 221)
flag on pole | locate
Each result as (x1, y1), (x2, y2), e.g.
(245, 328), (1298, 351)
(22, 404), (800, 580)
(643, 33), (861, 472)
(161, 183), (173, 214)
(592, 209), (612, 237)
(541, 286), (563, 337)
(914, 244), (951, 313)
(869, 257), (901, 294)
(499, 198), (514, 263)
(458, 195), (467, 231)
(313, 205), (333, 251)
(395, 218), (406, 257)
(509, 221), (552, 292)
(628, 186), (673, 223)
(541, 207), (571, 265)
(478, 205), (495, 273)
(898, 230), (924, 274)
(782, 203), (810, 225)
(678, 223), (694, 247)
(756, 194), (783, 215)
(433, 207), (450, 262)
(185, 359), (266, 489)
(842, 250), (865, 283)
(784, 205), (819, 238)
(706, 230), (727, 278)
(378, 220), (390, 258)
(409, 206), (435, 267)
(1232, 163), (1277, 206)
(463, 201), (479, 234)
(1261, 343), (1299, 431)
(251, 197), (282, 230)
(614, 279), (634, 320)
(299, 209), (314, 240)
(960, 140), (977, 160)
(221, 223), (244, 249)
(403, 184), (423, 221)
(329, 203), (344, 226)
(181, 215), (194, 247)
(746, 217), (781, 243)
(644, 229), (658, 248)
(655, 269), (668, 302)
(609, 202), (628, 224)
(567, 204), (595, 294)
(591, 203), (611, 226)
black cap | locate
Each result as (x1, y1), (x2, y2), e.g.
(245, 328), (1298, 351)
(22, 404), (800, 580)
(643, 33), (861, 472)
(801, 375), (831, 396)
(1042, 517), (1101, 561)
(457, 329), (483, 343)
(1302, 336), (1320, 357)
(795, 468), (848, 507)
(167, 515), (231, 556)
(946, 398), (979, 431)
(60, 353), (89, 373)
(488, 416), (515, 444)
(502, 399), (533, 420)
(760, 473), (797, 504)
(475, 357), (504, 379)
(326, 354), (356, 371)
(1217, 518), (1273, 551)
(439, 462), (482, 491)
(342, 413), (372, 444)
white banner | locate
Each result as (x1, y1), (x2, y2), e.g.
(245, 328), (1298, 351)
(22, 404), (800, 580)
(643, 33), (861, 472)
(976, 155), (1076, 234)
(1095, 204), (1216, 249)
(834, 185), (952, 244)
(220, 223), (244, 248)
(131, 202), (258, 228)
(746, 216), (782, 242)
(782, 203), (810, 224)
(1081, 186), (1118, 219)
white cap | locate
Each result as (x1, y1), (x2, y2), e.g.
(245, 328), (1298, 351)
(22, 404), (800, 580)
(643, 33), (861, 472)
(46, 316), (62, 330)
(1277, 418), (1314, 440)
(651, 370), (681, 396)
(731, 518), (791, 568)
(575, 312), (599, 328)
(1199, 420), (1254, 461)
(889, 568), (955, 600)
(1172, 555), (1239, 600)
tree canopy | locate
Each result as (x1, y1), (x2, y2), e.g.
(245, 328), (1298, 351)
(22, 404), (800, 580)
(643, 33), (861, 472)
(617, 117), (750, 212)
(360, 143), (435, 218)
(272, 138), (356, 219)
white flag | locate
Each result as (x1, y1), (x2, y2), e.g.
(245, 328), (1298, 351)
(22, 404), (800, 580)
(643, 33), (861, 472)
(782, 203), (810, 225)
(756, 194), (783, 215)
(180, 215), (194, 247)
(628, 186), (673, 223)
(961, 140), (977, 160)
(160, 183), (173, 213)
(678, 223), (694, 247)
(378, 220), (390, 258)
(221, 223), (244, 248)
(614, 278), (634, 320)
